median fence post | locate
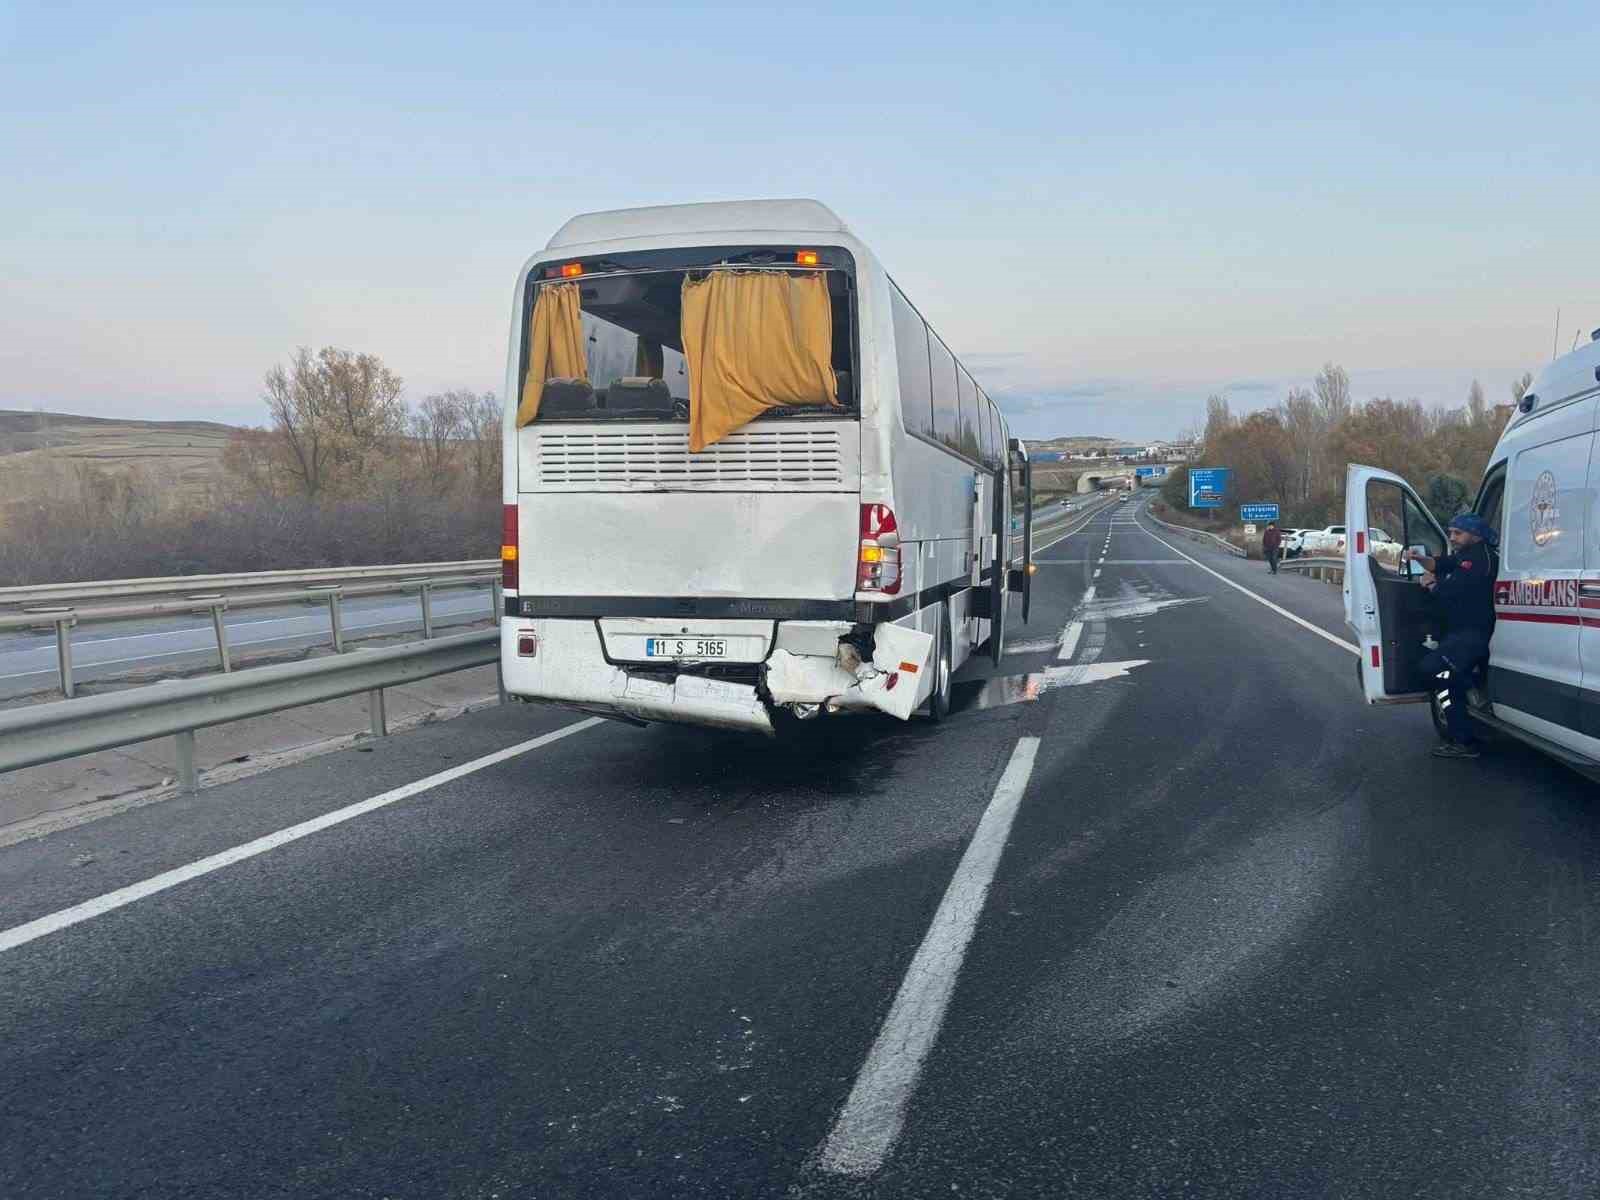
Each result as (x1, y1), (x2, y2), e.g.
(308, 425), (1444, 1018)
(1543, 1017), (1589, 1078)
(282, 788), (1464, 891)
(192, 594), (231, 672)
(301, 586), (347, 653)
(174, 729), (197, 794)
(419, 580), (435, 640)
(369, 687), (387, 738)
(29, 608), (78, 698)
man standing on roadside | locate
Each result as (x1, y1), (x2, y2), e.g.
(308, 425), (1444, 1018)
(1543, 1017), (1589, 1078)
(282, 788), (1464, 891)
(1262, 522), (1282, 574)
(1401, 513), (1499, 760)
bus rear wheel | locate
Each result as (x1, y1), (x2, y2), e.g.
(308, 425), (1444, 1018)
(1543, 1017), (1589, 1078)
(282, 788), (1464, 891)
(928, 606), (953, 722)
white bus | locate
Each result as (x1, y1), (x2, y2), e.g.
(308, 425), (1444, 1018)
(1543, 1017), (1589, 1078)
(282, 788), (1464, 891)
(500, 199), (1035, 734)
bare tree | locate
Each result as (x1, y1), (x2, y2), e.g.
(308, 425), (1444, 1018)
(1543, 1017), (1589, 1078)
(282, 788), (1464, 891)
(463, 390), (502, 497)
(1466, 378), (1487, 427)
(1510, 371), (1534, 406)
(1278, 386), (1323, 503)
(252, 347), (408, 500)
(1314, 362), (1351, 424)
(263, 349), (331, 499)
(411, 391), (467, 495)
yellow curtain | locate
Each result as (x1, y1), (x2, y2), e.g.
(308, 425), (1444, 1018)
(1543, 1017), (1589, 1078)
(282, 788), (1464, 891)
(515, 282), (587, 426)
(680, 271), (838, 452)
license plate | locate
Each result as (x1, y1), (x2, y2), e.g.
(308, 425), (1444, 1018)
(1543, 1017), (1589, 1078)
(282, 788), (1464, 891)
(645, 637), (728, 659)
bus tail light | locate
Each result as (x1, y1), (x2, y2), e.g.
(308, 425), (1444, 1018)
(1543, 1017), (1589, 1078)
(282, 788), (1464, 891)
(502, 504), (519, 591)
(858, 503), (901, 595)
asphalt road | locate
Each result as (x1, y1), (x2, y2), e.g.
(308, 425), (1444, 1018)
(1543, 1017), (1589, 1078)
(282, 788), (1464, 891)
(2, 497), (1596, 1198)
(0, 585), (497, 699)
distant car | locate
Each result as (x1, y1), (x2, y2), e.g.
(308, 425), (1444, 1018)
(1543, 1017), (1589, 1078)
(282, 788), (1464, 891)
(1299, 525), (1347, 555)
(1279, 528), (1308, 557)
(1302, 524), (1400, 559)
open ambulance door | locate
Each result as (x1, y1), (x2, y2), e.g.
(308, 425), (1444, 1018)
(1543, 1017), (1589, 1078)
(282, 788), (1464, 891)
(1008, 439), (1034, 625)
(1344, 464), (1450, 704)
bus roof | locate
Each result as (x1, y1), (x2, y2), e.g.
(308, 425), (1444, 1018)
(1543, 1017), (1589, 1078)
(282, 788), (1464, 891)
(545, 199), (850, 251)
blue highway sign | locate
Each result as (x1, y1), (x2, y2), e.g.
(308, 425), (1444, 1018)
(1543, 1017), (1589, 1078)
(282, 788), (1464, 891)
(1188, 467), (1230, 509)
(1240, 503), (1280, 522)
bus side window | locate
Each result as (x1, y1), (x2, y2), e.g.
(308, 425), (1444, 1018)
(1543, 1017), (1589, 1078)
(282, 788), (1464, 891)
(929, 333), (959, 450)
(976, 390), (993, 465)
(888, 282), (933, 438)
(956, 368), (980, 460)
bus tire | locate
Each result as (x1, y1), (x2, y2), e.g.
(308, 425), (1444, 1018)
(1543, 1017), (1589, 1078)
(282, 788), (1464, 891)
(928, 606), (953, 722)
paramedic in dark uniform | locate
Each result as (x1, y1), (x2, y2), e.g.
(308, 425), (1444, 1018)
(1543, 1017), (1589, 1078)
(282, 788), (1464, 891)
(1400, 513), (1499, 759)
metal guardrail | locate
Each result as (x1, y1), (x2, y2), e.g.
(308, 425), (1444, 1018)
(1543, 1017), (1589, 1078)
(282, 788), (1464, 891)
(1278, 556), (1346, 584)
(0, 560), (497, 611)
(0, 629), (500, 791)
(1142, 508), (1249, 558)
(0, 569), (502, 700)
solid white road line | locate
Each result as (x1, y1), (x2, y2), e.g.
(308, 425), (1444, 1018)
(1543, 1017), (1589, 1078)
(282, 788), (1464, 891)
(1055, 582), (1095, 661)
(0, 718), (605, 955)
(1140, 521), (1358, 656)
(1031, 503), (1119, 557)
(0, 616), (479, 682)
(818, 736), (1043, 1178)
(1057, 621), (1083, 662)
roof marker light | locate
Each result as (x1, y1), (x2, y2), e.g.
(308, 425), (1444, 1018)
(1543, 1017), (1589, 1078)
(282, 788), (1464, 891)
(795, 250), (820, 267)
(559, 262), (584, 278)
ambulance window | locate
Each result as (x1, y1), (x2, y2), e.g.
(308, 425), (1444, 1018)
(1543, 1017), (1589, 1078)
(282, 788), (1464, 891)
(1365, 481), (1442, 575)
(1365, 481), (1407, 575)
(1401, 491), (1445, 565)
(1475, 464), (1506, 545)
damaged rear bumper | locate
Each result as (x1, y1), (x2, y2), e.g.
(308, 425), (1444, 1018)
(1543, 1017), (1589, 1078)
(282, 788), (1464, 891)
(500, 617), (932, 734)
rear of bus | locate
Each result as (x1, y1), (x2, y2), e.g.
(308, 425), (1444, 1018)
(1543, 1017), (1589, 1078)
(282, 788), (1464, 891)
(500, 201), (922, 734)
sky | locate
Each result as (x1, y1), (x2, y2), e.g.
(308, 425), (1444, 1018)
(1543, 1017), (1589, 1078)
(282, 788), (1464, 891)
(2, 1), (1597, 442)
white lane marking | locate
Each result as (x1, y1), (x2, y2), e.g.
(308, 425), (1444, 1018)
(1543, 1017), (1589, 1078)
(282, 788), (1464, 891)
(1004, 638), (1059, 656)
(29, 596), (487, 650)
(0, 615), (486, 682)
(1140, 520), (1358, 656)
(1031, 503), (1120, 556)
(1039, 659), (1148, 689)
(1057, 621), (1083, 662)
(819, 736), (1042, 1178)
(1092, 568), (1102, 579)
(0, 718), (605, 955)
(1054, 583), (1096, 661)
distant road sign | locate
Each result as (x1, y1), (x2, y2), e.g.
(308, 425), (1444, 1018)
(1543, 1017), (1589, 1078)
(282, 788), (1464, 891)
(1241, 503), (1280, 522)
(1189, 467), (1230, 509)
(1134, 465), (1168, 479)
(1033, 451), (1065, 462)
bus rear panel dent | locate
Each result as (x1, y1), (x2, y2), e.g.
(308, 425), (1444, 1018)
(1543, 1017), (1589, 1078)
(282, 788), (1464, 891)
(503, 617), (932, 734)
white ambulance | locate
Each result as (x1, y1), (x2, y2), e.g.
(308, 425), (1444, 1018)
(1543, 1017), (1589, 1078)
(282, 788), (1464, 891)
(1345, 331), (1600, 774)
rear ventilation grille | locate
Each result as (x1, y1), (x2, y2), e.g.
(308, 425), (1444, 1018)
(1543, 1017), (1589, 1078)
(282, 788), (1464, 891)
(534, 428), (846, 487)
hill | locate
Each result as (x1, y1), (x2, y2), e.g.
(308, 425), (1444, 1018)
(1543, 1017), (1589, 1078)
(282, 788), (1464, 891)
(0, 410), (241, 505)
(1031, 435), (1136, 453)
